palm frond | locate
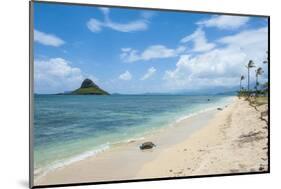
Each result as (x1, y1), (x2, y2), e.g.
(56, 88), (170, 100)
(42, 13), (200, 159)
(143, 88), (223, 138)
(247, 60), (255, 68)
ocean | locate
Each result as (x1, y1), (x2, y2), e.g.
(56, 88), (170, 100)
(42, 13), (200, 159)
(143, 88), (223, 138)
(33, 94), (233, 178)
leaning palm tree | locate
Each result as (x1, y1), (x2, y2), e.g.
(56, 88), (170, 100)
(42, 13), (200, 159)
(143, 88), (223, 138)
(246, 60), (255, 92)
(240, 75), (245, 91)
(255, 67), (264, 91)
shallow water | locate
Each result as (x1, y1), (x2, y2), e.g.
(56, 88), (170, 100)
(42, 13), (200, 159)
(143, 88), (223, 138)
(33, 94), (233, 177)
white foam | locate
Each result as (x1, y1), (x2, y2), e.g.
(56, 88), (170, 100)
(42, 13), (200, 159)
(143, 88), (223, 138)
(34, 135), (149, 182)
(175, 96), (235, 124)
(34, 143), (110, 182)
(175, 107), (214, 123)
(125, 136), (145, 143)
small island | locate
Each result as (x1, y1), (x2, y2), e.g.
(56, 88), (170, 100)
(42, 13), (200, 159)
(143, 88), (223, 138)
(58, 78), (109, 95)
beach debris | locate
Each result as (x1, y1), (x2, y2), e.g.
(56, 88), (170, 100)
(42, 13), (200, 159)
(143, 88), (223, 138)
(237, 131), (264, 144)
(239, 131), (262, 138)
(260, 110), (268, 125)
(259, 165), (265, 171)
(139, 141), (156, 150)
(261, 110), (268, 117)
(217, 108), (223, 111)
(174, 170), (183, 175)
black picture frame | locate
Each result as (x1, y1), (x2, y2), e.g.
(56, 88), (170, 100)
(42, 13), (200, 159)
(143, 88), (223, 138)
(29, 1), (270, 188)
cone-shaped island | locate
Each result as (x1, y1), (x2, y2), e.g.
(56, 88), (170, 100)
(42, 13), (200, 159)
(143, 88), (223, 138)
(71, 78), (109, 95)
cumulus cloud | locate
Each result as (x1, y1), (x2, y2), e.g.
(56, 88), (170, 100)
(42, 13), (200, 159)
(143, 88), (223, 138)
(141, 11), (156, 19)
(34, 30), (65, 47)
(34, 58), (95, 94)
(120, 45), (186, 63)
(119, 70), (132, 80)
(180, 28), (215, 52)
(164, 27), (268, 91)
(141, 67), (156, 80)
(87, 19), (103, 32)
(218, 27), (267, 52)
(197, 15), (250, 30)
(87, 8), (149, 32)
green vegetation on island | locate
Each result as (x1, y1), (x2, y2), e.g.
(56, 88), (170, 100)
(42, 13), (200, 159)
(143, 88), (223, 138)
(70, 78), (109, 95)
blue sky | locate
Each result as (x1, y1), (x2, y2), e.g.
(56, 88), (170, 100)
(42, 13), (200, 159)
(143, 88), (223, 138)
(34, 2), (268, 94)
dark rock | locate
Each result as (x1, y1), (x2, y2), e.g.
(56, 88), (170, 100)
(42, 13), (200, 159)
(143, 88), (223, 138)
(217, 108), (223, 111)
(207, 99), (210, 101)
(139, 142), (156, 150)
(80, 78), (98, 88)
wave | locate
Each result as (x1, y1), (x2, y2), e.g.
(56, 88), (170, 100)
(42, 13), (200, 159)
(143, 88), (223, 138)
(34, 135), (149, 181)
(175, 96), (234, 124)
(34, 143), (110, 181)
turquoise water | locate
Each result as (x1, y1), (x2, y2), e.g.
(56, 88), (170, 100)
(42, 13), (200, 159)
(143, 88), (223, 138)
(33, 95), (233, 177)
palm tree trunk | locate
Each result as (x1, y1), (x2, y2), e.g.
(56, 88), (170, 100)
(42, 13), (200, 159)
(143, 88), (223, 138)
(256, 75), (258, 90)
(248, 67), (250, 91)
(240, 80), (242, 91)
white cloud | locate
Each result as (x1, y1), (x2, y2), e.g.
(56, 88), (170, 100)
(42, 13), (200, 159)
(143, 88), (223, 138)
(34, 30), (65, 47)
(141, 67), (156, 80)
(141, 11), (156, 19)
(218, 27), (267, 52)
(87, 19), (103, 32)
(105, 20), (148, 32)
(197, 15), (250, 30)
(120, 45), (186, 63)
(164, 27), (268, 91)
(35, 58), (95, 93)
(99, 7), (110, 15)
(87, 8), (149, 32)
(180, 28), (215, 52)
(119, 70), (132, 80)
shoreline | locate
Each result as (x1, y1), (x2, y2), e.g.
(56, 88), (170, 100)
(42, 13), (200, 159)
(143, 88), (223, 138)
(34, 97), (268, 186)
(34, 96), (233, 182)
(137, 97), (268, 178)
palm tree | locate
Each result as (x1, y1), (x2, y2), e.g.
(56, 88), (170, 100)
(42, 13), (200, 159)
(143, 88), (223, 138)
(240, 75), (245, 91)
(246, 60), (255, 92)
(255, 67), (264, 91)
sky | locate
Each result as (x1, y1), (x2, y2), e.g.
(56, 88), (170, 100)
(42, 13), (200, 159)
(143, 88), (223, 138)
(33, 2), (269, 94)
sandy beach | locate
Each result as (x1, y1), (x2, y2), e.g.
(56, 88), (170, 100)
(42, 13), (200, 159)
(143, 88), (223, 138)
(34, 97), (268, 186)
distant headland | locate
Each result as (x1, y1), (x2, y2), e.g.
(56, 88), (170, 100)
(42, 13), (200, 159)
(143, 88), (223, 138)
(58, 78), (109, 95)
